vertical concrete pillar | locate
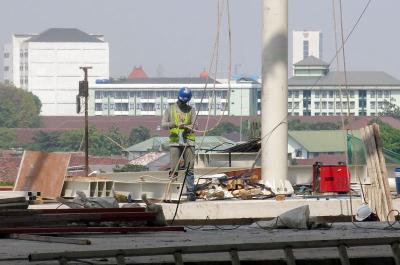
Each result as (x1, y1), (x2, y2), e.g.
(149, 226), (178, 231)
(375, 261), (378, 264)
(261, 0), (292, 194)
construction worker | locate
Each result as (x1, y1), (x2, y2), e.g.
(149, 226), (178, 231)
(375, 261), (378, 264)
(161, 87), (197, 201)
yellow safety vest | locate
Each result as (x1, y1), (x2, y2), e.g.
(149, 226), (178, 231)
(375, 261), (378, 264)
(169, 104), (196, 143)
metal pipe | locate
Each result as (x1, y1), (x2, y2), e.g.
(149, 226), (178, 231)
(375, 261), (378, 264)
(80, 67), (92, 177)
(261, 0), (290, 193)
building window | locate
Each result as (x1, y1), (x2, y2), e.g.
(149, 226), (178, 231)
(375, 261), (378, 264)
(377, 91), (383, 98)
(314, 102), (320, 109)
(19, 65), (24, 71)
(129, 91), (135, 97)
(115, 103), (129, 111)
(4, 53), (9, 58)
(110, 104), (115, 110)
(336, 102), (341, 109)
(4, 66), (9, 71)
(288, 91), (292, 98)
(371, 112), (376, 116)
(314, 91), (320, 98)
(288, 102), (292, 109)
(95, 103), (103, 111)
(102, 103), (108, 110)
(322, 102), (327, 109)
(315, 112), (320, 116)
(378, 102), (383, 109)
(129, 103), (135, 110)
(322, 91), (327, 98)
(384, 90), (390, 98)
(294, 91), (299, 98)
(329, 91), (334, 98)
(303, 40), (309, 58)
(95, 91), (102, 99)
(328, 102), (334, 109)
(335, 91), (340, 98)
(349, 91), (354, 98)
(370, 102), (375, 109)
(294, 102), (299, 109)
(370, 91), (376, 98)
(350, 102), (355, 109)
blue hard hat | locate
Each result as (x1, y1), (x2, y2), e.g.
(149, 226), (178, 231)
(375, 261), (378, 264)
(178, 87), (192, 103)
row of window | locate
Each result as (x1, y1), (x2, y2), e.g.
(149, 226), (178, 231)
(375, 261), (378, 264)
(289, 101), (389, 110)
(94, 90), (228, 100)
(19, 49), (28, 58)
(288, 90), (391, 99)
(95, 102), (227, 112)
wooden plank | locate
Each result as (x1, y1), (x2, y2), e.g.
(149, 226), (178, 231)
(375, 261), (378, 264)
(373, 123), (394, 221)
(13, 151), (71, 198)
(173, 252), (184, 265)
(0, 212), (157, 227)
(230, 249), (240, 265)
(0, 202), (29, 209)
(338, 245), (350, 265)
(2, 226), (185, 235)
(9, 234), (91, 245)
(0, 197), (26, 204)
(284, 247), (296, 265)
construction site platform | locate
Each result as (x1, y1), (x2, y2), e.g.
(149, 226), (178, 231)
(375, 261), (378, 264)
(1, 222), (400, 265)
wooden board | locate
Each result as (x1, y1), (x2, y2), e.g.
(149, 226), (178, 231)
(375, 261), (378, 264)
(13, 151), (71, 198)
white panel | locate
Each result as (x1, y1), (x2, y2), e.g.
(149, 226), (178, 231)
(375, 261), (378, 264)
(30, 63), (56, 76)
(57, 49), (82, 62)
(83, 49), (108, 63)
(57, 63), (82, 76)
(29, 49), (57, 62)
(57, 90), (78, 103)
(30, 77), (56, 90)
(56, 76), (81, 89)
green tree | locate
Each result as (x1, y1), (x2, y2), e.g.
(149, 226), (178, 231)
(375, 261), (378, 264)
(208, 122), (239, 136)
(0, 84), (41, 128)
(59, 129), (84, 151)
(29, 131), (62, 152)
(128, 126), (151, 146)
(288, 119), (340, 130)
(0, 128), (17, 149)
(381, 98), (400, 119)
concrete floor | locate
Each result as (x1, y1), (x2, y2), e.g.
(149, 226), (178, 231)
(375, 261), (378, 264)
(1, 223), (400, 265)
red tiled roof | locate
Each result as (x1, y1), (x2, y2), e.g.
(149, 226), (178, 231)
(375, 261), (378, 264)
(128, 66), (148, 79)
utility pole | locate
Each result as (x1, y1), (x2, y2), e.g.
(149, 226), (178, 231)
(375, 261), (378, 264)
(79, 66), (92, 177)
(261, 0), (293, 194)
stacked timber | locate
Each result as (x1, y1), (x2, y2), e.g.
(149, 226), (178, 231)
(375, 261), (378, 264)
(0, 208), (184, 235)
(0, 196), (28, 209)
(360, 123), (394, 221)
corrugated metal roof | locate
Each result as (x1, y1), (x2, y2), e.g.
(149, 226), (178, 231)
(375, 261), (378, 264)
(294, 56), (329, 66)
(124, 136), (235, 153)
(289, 71), (400, 87)
(288, 130), (362, 152)
(27, 28), (103, 43)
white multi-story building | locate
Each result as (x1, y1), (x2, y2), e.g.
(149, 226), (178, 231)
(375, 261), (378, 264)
(292, 30), (322, 65)
(3, 28), (109, 116)
(89, 77), (259, 116)
(89, 56), (400, 117)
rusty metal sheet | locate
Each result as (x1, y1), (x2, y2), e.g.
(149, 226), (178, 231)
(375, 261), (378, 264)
(14, 151), (71, 198)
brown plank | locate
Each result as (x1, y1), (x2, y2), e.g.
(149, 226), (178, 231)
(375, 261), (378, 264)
(14, 151), (71, 198)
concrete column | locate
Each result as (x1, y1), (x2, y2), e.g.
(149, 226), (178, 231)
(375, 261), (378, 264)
(261, 0), (292, 194)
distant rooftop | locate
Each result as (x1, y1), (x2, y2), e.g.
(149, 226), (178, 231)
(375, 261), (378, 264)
(27, 28), (103, 43)
(111, 77), (219, 84)
(289, 71), (400, 87)
(294, 56), (329, 67)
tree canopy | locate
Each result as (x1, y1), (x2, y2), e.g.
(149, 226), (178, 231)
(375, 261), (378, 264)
(0, 84), (41, 128)
(208, 122), (239, 136)
(128, 126), (151, 146)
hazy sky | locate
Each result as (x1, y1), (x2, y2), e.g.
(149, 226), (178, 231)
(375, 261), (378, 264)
(1, 0), (399, 79)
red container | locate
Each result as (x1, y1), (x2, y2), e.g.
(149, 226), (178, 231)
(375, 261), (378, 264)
(313, 163), (350, 193)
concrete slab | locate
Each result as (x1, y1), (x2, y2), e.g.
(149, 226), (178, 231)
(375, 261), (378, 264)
(1, 223), (400, 265)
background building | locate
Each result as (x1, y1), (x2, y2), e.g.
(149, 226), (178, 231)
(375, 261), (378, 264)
(292, 30), (322, 65)
(89, 76), (259, 116)
(3, 28), (109, 116)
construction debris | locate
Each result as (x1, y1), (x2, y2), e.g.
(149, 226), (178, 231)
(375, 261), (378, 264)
(251, 205), (310, 229)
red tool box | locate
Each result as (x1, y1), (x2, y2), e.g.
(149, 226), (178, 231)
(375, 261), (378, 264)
(312, 162), (350, 193)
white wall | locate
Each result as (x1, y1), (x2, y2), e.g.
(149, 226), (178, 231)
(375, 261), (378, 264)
(25, 41), (109, 115)
(293, 31), (322, 65)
